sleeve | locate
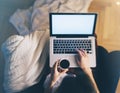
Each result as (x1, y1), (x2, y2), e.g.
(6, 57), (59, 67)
(43, 74), (51, 89)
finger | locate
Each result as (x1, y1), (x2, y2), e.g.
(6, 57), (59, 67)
(82, 50), (88, 57)
(84, 50), (88, 57)
(80, 50), (86, 57)
(61, 69), (69, 74)
(84, 50), (87, 54)
(54, 59), (60, 71)
(80, 49), (87, 57)
(82, 49), (87, 54)
(53, 61), (57, 69)
(52, 59), (59, 72)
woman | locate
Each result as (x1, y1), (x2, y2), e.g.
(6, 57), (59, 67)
(44, 49), (100, 93)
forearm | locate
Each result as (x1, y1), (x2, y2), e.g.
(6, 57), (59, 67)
(44, 74), (60, 93)
(83, 68), (100, 93)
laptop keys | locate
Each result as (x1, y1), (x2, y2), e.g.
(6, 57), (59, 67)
(53, 39), (92, 54)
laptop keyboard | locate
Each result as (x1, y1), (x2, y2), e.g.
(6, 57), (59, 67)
(53, 39), (92, 54)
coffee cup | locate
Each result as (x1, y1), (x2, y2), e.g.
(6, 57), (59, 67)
(59, 59), (70, 70)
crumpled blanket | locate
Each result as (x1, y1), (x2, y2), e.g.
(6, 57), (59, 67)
(10, 0), (92, 35)
(2, 30), (49, 93)
(1, 0), (92, 93)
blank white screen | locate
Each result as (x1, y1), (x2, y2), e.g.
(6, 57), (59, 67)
(52, 14), (95, 35)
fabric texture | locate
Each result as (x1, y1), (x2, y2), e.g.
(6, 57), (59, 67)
(1, 0), (93, 93)
(2, 30), (49, 93)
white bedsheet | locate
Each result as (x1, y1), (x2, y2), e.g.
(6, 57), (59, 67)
(1, 0), (92, 93)
(10, 0), (92, 35)
(2, 30), (49, 93)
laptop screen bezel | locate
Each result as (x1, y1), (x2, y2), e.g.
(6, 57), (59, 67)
(49, 13), (97, 37)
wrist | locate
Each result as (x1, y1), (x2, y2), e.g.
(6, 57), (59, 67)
(50, 81), (56, 88)
(49, 76), (57, 87)
(82, 67), (92, 73)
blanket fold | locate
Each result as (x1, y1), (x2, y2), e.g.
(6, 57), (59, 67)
(2, 30), (49, 93)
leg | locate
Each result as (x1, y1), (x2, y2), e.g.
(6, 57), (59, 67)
(93, 46), (108, 93)
(103, 51), (120, 93)
(93, 46), (120, 93)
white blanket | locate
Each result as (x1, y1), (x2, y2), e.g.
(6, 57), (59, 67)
(2, 30), (49, 93)
(10, 0), (92, 35)
(2, 0), (92, 93)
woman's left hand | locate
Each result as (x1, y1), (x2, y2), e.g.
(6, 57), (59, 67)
(50, 59), (68, 85)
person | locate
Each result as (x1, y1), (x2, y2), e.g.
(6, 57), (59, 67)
(44, 46), (120, 93)
(44, 49), (100, 93)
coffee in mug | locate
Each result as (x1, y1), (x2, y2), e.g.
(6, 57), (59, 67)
(59, 59), (70, 70)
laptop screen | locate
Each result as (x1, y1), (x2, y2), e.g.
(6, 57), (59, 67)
(50, 13), (97, 36)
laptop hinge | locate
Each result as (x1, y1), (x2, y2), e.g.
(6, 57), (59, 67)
(55, 35), (93, 38)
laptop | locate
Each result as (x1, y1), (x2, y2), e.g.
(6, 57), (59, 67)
(49, 13), (97, 68)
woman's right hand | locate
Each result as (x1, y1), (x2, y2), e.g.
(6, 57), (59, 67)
(76, 49), (91, 71)
(76, 49), (100, 93)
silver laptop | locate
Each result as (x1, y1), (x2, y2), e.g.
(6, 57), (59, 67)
(49, 13), (97, 68)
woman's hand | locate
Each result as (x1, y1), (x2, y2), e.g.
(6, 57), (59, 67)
(76, 49), (100, 93)
(76, 49), (90, 71)
(50, 60), (68, 86)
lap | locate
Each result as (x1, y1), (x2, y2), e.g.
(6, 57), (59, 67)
(93, 46), (120, 93)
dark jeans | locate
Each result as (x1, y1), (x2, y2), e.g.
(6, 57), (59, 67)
(93, 46), (120, 93)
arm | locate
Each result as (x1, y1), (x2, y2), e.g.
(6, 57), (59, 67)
(83, 68), (100, 93)
(76, 50), (100, 93)
(44, 60), (68, 93)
